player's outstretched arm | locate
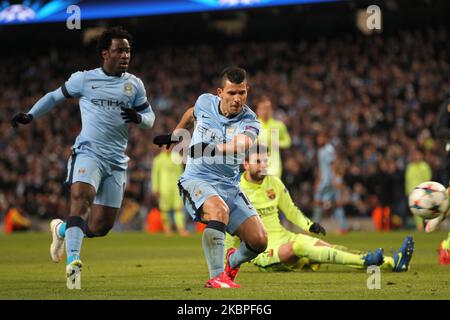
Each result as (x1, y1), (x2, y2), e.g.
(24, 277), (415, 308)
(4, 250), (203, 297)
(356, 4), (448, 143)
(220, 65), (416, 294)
(153, 107), (194, 149)
(11, 87), (67, 128)
(174, 107), (195, 132)
(277, 178), (326, 235)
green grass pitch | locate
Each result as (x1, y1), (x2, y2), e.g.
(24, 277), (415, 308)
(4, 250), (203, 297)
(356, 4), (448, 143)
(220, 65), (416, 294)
(0, 230), (449, 299)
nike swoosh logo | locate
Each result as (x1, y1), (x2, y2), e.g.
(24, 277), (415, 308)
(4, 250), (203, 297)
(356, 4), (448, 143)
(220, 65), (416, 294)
(202, 115), (210, 118)
(92, 86), (100, 89)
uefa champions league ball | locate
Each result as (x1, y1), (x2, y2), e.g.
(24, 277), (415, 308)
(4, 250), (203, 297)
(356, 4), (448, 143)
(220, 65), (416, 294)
(409, 181), (450, 219)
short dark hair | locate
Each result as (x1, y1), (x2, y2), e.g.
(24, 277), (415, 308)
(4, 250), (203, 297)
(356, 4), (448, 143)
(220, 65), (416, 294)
(255, 95), (272, 108)
(219, 66), (247, 88)
(245, 143), (269, 161)
(96, 27), (133, 57)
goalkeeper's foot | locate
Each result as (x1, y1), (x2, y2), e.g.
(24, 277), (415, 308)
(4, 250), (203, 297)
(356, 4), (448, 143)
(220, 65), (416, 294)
(50, 219), (65, 262)
(363, 248), (384, 266)
(204, 272), (240, 289)
(438, 242), (450, 265)
(66, 258), (82, 290)
(392, 236), (414, 272)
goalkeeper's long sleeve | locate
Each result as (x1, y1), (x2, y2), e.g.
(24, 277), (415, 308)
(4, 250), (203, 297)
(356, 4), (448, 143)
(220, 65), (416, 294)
(276, 178), (314, 231)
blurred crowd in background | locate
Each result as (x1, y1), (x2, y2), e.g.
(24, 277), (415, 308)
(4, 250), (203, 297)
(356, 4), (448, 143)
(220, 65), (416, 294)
(1, 26), (450, 231)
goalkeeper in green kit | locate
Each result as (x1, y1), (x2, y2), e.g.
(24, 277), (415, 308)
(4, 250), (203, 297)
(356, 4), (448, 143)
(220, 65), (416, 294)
(152, 149), (189, 236)
(226, 144), (414, 273)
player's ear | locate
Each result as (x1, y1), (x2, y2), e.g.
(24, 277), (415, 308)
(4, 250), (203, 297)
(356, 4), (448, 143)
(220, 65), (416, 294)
(102, 49), (110, 61)
(243, 160), (249, 171)
(217, 87), (223, 97)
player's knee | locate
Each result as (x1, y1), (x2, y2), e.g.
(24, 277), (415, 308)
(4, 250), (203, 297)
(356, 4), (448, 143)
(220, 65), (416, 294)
(248, 231), (268, 253)
(88, 223), (113, 237)
(95, 228), (110, 237)
(71, 189), (94, 207)
(206, 204), (230, 224)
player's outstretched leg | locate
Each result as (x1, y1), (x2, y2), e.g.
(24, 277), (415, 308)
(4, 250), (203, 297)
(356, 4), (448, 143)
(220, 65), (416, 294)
(291, 236), (384, 269)
(50, 219), (66, 262)
(438, 232), (450, 265)
(381, 235), (414, 272)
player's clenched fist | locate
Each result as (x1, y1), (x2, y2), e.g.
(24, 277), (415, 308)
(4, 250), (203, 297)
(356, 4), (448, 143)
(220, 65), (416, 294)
(11, 113), (34, 128)
(120, 106), (142, 124)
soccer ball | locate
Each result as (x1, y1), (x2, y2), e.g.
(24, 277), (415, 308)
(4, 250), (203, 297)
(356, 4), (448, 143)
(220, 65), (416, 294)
(409, 181), (449, 219)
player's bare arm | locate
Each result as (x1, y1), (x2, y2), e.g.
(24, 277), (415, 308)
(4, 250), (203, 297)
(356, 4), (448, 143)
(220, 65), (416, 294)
(174, 106), (195, 131)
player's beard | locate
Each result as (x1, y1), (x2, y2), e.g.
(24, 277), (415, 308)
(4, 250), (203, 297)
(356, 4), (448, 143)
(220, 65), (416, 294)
(249, 170), (265, 183)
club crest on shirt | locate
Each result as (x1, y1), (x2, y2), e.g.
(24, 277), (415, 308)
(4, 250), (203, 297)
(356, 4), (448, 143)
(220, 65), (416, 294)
(194, 190), (202, 198)
(124, 83), (133, 96)
(266, 189), (276, 200)
(78, 168), (86, 175)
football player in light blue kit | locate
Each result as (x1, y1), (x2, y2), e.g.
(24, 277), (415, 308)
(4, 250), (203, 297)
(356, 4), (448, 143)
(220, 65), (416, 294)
(313, 130), (348, 233)
(153, 67), (268, 288)
(11, 27), (155, 289)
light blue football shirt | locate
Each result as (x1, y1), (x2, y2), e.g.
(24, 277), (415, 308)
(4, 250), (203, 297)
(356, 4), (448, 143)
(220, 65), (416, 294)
(62, 68), (153, 169)
(180, 93), (260, 185)
(318, 143), (336, 188)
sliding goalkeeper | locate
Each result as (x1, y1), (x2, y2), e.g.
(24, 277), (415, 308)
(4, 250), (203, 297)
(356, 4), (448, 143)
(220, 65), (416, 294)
(226, 144), (414, 273)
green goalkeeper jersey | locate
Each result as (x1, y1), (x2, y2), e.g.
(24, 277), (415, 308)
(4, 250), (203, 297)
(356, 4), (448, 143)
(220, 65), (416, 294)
(240, 173), (313, 237)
